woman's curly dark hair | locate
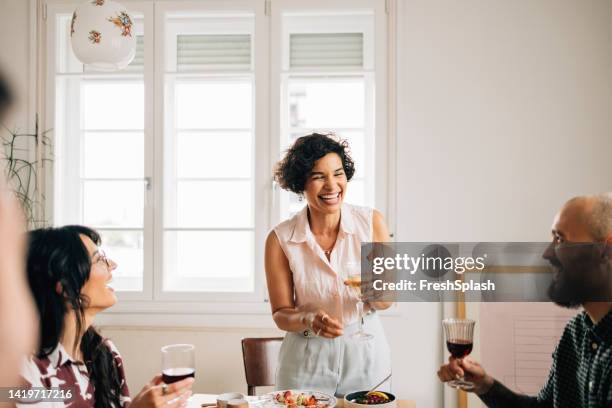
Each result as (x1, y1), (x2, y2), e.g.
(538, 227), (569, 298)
(274, 133), (355, 194)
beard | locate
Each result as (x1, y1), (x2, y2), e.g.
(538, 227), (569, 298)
(547, 265), (586, 308)
(547, 246), (611, 308)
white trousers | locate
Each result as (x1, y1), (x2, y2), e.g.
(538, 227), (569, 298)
(275, 312), (392, 397)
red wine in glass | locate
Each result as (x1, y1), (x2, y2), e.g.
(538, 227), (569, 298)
(162, 367), (195, 384)
(161, 344), (195, 385)
(446, 339), (473, 358)
(442, 318), (476, 390)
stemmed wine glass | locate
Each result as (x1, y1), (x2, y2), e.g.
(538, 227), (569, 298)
(442, 318), (476, 390)
(161, 344), (195, 384)
(344, 262), (373, 341)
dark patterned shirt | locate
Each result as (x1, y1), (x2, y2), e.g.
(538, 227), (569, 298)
(480, 310), (612, 408)
(19, 340), (130, 407)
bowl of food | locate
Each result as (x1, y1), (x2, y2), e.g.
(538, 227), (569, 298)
(344, 391), (396, 408)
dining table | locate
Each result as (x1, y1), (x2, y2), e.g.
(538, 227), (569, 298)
(188, 394), (416, 408)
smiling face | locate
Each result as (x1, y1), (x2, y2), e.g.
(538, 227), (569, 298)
(303, 153), (348, 215)
(544, 198), (609, 307)
(79, 234), (117, 313)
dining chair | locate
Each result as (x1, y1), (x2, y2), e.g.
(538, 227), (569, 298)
(241, 337), (284, 396)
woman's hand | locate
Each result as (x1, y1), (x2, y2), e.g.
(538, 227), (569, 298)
(302, 310), (343, 338)
(129, 375), (194, 408)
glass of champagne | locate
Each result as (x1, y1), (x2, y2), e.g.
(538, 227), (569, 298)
(345, 262), (373, 341)
(161, 344), (195, 384)
(442, 318), (476, 390)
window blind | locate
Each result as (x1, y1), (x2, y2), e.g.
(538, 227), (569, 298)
(289, 33), (363, 68)
(177, 34), (251, 71)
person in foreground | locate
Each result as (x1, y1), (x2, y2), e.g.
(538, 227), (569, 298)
(265, 133), (393, 396)
(21, 225), (193, 407)
(438, 193), (612, 407)
(0, 70), (39, 392)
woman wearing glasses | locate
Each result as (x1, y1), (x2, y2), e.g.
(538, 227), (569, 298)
(20, 226), (193, 407)
(265, 134), (393, 396)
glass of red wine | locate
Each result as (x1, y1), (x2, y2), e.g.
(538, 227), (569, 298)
(442, 318), (475, 390)
(161, 344), (195, 384)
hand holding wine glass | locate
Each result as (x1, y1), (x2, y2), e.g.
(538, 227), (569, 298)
(438, 355), (495, 395)
(130, 374), (194, 408)
(162, 344), (196, 383)
(441, 318), (478, 391)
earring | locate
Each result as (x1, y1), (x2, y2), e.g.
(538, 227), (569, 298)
(298, 193), (304, 202)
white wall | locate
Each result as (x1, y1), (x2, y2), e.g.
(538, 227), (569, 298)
(2, 0), (612, 407)
(396, 0), (612, 243)
(99, 325), (284, 395)
(396, 0), (612, 406)
(0, 0), (33, 132)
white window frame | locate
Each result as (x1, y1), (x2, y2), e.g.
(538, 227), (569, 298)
(46, 1), (155, 302)
(43, 0), (392, 322)
(270, 0), (390, 227)
(153, 0), (268, 303)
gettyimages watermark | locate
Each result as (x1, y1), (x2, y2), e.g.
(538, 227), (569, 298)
(360, 242), (612, 303)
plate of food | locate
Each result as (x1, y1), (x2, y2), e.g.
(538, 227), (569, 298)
(261, 390), (337, 408)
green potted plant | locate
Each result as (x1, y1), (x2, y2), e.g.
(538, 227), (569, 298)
(1, 116), (52, 228)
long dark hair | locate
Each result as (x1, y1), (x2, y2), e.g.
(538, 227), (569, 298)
(26, 225), (122, 407)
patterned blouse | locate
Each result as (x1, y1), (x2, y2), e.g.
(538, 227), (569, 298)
(19, 340), (131, 407)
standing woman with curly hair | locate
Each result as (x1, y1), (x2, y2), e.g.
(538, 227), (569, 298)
(265, 133), (393, 396)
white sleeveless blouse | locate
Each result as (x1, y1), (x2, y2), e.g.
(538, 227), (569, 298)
(273, 203), (373, 325)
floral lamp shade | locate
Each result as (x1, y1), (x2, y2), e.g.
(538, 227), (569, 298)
(70, 0), (136, 71)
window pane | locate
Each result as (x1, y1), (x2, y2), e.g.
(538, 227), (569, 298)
(174, 80), (252, 129)
(83, 132), (144, 178)
(163, 230), (254, 292)
(288, 195), (306, 216)
(340, 131), (365, 178)
(83, 181), (144, 227)
(164, 16), (256, 292)
(288, 79), (364, 129)
(168, 181), (252, 228)
(177, 131), (251, 178)
(345, 178), (365, 207)
(101, 230), (143, 292)
(82, 81), (144, 130)
(125, 36), (145, 72)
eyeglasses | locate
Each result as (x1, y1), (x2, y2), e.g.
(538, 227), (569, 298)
(92, 250), (111, 268)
